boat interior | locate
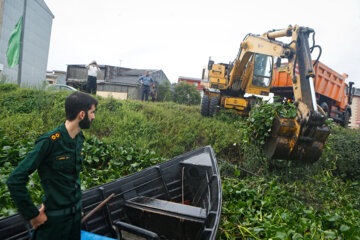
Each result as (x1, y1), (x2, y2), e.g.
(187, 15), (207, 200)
(0, 147), (221, 240)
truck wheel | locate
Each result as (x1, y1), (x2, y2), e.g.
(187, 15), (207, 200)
(209, 96), (219, 117)
(342, 110), (350, 127)
(201, 95), (210, 116)
(320, 102), (329, 117)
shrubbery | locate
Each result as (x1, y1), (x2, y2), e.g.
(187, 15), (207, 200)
(1, 85), (360, 239)
(318, 126), (360, 179)
(173, 81), (201, 105)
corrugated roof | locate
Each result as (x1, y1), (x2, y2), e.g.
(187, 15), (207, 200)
(108, 69), (158, 84)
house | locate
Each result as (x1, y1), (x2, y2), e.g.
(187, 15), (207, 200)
(349, 87), (360, 129)
(66, 64), (170, 100)
(46, 70), (66, 85)
(0, 0), (53, 87)
(178, 76), (205, 91)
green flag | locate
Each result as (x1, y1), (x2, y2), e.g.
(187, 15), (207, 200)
(6, 16), (23, 68)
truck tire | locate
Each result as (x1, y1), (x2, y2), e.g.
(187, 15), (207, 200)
(209, 96), (219, 117)
(342, 110), (350, 127)
(201, 95), (210, 116)
(320, 102), (329, 117)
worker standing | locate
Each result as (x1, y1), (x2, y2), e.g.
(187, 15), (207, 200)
(6, 92), (98, 240)
(86, 60), (101, 94)
(138, 71), (154, 101)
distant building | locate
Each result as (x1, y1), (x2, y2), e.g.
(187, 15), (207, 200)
(349, 88), (360, 129)
(46, 70), (66, 85)
(66, 64), (170, 100)
(178, 76), (204, 91)
(0, 0), (54, 87)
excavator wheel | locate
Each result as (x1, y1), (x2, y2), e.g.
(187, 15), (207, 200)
(201, 95), (210, 117)
(209, 96), (218, 117)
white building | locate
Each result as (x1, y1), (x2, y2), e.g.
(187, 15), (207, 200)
(0, 0), (54, 87)
(349, 88), (360, 129)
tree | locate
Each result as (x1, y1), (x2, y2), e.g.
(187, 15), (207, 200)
(157, 81), (173, 102)
(173, 82), (201, 105)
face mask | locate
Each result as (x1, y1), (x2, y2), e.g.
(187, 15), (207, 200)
(79, 111), (91, 129)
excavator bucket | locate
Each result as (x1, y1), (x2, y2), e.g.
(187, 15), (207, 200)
(264, 116), (300, 160)
(264, 115), (330, 163)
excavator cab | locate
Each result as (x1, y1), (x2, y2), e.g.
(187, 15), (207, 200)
(245, 53), (274, 95)
(253, 54), (273, 88)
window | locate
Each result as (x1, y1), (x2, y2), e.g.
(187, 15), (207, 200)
(252, 53), (273, 87)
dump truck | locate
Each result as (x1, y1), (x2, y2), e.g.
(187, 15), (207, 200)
(201, 25), (330, 163)
(272, 61), (354, 127)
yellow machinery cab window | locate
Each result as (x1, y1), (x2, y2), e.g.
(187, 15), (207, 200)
(252, 53), (273, 87)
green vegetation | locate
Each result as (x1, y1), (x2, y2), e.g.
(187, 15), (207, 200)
(173, 81), (201, 105)
(1, 84), (360, 239)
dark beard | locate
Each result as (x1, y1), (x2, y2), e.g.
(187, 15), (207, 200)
(79, 112), (91, 129)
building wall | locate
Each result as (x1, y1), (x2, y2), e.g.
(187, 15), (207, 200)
(0, 0), (53, 87)
(178, 77), (204, 90)
(67, 65), (169, 100)
(97, 83), (140, 100)
(349, 95), (360, 128)
(97, 91), (128, 100)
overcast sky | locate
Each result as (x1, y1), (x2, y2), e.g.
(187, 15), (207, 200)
(44, 0), (360, 86)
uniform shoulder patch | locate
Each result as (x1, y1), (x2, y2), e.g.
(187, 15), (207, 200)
(50, 132), (61, 141)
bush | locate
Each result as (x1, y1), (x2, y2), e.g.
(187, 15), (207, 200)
(0, 83), (18, 92)
(1, 87), (360, 239)
(319, 126), (360, 180)
(157, 81), (172, 102)
(173, 81), (201, 105)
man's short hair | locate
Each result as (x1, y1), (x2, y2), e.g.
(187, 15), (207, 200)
(65, 92), (98, 121)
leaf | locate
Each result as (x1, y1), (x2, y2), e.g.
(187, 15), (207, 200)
(2, 146), (11, 151)
(340, 224), (350, 232)
(275, 231), (287, 239)
(280, 212), (288, 221)
(326, 215), (340, 222)
(323, 230), (336, 239)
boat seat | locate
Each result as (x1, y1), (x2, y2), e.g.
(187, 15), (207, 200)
(125, 196), (207, 223)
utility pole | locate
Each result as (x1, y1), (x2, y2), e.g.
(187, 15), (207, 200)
(17, 0), (27, 86)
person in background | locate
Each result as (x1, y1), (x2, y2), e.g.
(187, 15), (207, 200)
(86, 60), (101, 94)
(6, 92), (98, 240)
(150, 84), (158, 102)
(138, 71), (154, 101)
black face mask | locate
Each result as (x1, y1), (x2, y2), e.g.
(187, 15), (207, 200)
(79, 111), (91, 129)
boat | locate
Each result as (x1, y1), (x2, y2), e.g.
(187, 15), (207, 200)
(0, 146), (222, 240)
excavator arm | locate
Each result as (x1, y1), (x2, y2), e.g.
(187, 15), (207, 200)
(262, 25), (330, 163)
(202, 25), (330, 162)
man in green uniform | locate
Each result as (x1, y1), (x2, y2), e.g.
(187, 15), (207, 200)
(6, 91), (98, 240)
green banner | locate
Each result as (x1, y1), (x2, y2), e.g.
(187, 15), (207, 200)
(6, 16), (23, 68)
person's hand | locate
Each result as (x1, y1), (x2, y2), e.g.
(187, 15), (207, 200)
(30, 204), (47, 229)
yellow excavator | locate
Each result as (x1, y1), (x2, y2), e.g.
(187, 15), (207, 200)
(201, 25), (330, 163)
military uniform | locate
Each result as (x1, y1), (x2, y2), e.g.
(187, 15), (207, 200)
(6, 123), (85, 240)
